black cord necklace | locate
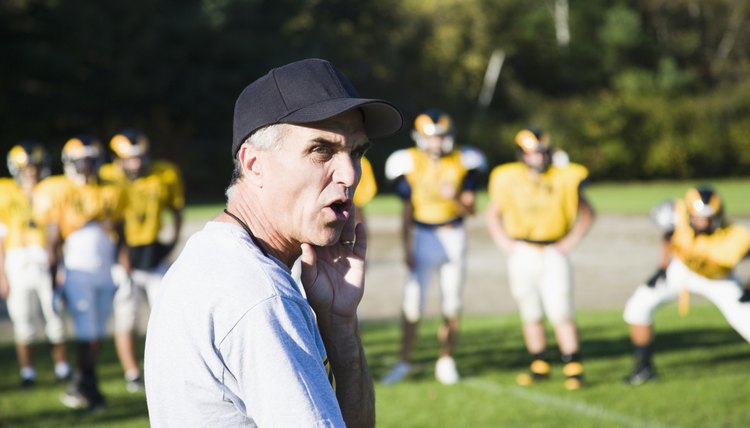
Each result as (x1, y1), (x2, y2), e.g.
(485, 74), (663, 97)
(223, 208), (269, 258)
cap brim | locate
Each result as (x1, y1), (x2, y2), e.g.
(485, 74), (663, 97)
(281, 98), (403, 139)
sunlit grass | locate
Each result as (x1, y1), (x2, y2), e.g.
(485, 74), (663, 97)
(2, 305), (748, 427)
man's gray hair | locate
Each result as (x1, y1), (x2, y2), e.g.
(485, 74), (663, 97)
(225, 124), (286, 200)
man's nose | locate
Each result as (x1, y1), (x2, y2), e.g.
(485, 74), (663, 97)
(333, 154), (359, 189)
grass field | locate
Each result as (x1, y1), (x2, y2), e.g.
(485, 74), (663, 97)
(184, 178), (750, 221)
(1, 304), (748, 427)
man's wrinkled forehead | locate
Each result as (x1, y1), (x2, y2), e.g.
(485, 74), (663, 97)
(295, 109), (369, 144)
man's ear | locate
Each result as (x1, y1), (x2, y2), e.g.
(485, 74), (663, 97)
(238, 143), (263, 187)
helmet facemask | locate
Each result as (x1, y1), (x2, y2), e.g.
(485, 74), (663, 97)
(412, 109), (454, 158)
(685, 187), (724, 234)
(110, 131), (150, 179)
(121, 154), (149, 180)
(7, 143), (50, 185)
(515, 129), (552, 173)
(62, 137), (103, 185)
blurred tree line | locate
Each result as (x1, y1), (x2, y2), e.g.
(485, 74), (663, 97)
(1, 0), (749, 200)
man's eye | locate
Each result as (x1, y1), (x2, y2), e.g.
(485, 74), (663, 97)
(313, 146), (336, 156)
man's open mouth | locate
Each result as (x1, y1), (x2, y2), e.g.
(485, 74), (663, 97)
(330, 200), (349, 215)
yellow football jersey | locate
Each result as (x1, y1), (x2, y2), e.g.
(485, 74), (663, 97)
(0, 178), (46, 249)
(101, 160), (184, 246)
(671, 200), (750, 279)
(403, 148), (472, 225)
(98, 162), (126, 185)
(33, 175), (127, 239)
(353, 157), (377, 208)
(488, 162), (588, 242)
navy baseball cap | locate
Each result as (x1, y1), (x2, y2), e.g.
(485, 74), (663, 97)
(232, 58), (403, 157)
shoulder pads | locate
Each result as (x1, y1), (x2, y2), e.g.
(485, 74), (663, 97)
(460, 146), (488, 172)
(385, 149), (414, 180)
(650, 199), (676, 232)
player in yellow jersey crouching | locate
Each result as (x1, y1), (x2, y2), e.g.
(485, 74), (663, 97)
(0, 143), (72, 387)
(381, 109), (486, 385)
(101, 129), (184, 393)
(35, 135), (128, 411)
(486, 128), (595, 390)
(623, 186), (750, 385)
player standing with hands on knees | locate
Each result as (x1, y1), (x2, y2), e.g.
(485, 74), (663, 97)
(623, 186), (750, 385)
(486, 128), (595, 390)
(144, 58), (402, 427)
(381, 109), (486, 385)
(0, 143), (72, 387)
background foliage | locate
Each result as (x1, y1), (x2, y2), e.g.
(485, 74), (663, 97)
(2, 0), (749, 200)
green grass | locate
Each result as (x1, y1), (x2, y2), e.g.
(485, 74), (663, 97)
(2, 305), (748, 427)
(370, 304), (750, 428)
(0, 340), (149, 427)
(584, 178), (750, 216)
(184, 178), (750, 221)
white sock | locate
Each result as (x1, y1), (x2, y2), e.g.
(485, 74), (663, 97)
(125, 369), (141, 381)
(20, 366), (36, 380)
(55, 362), (72, 378)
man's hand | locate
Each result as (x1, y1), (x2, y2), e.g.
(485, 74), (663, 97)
(553, 238), (576, 256)
(299, 216), (367, 319)
(646, 268), (667, 288)
(300, 214), (374, 428)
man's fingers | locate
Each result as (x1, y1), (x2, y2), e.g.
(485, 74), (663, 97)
(352, 222), (367, 259)
(338, 205), (357, 243)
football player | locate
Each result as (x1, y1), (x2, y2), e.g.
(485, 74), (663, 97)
(623, 186), (750, 385)
(0, 142), (72, 387)
(100, 129), (184, 393)
(485, 128), (595, 390)
(35, 135), (128, 411)
(381, 109), (486, 385)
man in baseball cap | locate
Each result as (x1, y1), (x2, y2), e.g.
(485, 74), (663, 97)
(145, 58), (402, 427)
(232, 57), (402, 157)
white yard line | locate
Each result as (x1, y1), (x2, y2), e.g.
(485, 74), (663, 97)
(465, 378), (675, 428)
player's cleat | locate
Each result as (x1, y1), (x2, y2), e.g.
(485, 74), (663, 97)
(564, 376), (584, 390)
(126, 375), (145, 393)
(381, 361), (411, 385)
(61, 374), (107, 412)
(516, 358), (550, 386)
(19, 367), (36, 388)
(435, 356), (460, 385)
(60, 389), (89, 409)
(563, 361), (585, 390)
(515, 372), (535, 386)
(624, 365), (657, 386)
(88, 395), (107, 414)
